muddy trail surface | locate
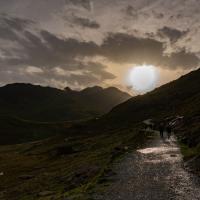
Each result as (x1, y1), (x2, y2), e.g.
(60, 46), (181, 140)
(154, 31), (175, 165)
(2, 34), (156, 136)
(93, 133), (200, 200)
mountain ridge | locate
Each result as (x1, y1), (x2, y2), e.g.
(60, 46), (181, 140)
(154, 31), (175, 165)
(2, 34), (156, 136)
(0, 83), (131, 122)
(102, 68), (200, 125)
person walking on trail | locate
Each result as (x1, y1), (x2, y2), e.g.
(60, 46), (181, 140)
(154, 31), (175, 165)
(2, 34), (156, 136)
(166, 124), (172, 139)
(159, 123), (164, 139)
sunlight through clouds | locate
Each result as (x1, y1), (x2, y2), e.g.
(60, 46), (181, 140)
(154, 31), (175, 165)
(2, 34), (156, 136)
(128, 65), (159, 93)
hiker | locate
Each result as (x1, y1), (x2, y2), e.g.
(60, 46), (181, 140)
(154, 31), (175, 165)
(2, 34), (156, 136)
(159, 122), (164, 139)
(166, 124), (172, 139)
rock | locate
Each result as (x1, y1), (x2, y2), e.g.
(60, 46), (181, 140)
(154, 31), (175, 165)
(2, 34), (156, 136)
(18, 175), (34, 180)
(170, 154), (177, 157)
(64, 166), (100, 190)
(38, 191), (54, 197)
(0, 172), (4, 176)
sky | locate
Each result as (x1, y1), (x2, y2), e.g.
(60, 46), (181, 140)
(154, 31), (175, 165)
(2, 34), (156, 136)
(0, 0), (200, 94)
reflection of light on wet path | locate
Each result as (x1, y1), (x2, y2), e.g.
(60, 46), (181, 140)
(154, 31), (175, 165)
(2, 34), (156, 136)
(96, 134), (200, 200)
(137, 137), (182, 164)
(144, 159), (162, 164)
(137, 146), (179, 154)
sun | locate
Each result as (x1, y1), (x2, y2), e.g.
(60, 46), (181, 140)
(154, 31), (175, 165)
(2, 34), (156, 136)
(128, 64), (159, 93)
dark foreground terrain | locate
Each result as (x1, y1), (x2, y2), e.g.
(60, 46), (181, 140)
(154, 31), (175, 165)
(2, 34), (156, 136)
(0, 125), (147, 200)
(0, 68), (200, 199)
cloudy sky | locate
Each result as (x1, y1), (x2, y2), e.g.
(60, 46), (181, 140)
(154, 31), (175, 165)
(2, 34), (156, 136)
(0, 0), (199, 94)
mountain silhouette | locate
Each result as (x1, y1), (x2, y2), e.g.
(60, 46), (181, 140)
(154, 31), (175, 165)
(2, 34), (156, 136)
(101, 68), (200, 127)
(0, 83), (131, 122)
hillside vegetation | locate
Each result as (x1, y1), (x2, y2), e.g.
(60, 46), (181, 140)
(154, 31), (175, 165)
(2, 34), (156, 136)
(0, 125), (148, 200)
(0, 116), (69, 145)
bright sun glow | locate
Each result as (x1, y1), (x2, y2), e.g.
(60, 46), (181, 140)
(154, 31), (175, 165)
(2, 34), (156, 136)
(129, 65), (159, 93)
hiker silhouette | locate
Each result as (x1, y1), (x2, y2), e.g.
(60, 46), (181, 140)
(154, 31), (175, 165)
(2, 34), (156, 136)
(159, 122), (164, 139)
(166, 124), (172, 139)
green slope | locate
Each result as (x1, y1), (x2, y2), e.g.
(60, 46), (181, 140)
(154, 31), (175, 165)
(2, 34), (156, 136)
(0, 116), (69, 144)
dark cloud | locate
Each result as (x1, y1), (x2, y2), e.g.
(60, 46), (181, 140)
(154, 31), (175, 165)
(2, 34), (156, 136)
(0, 62), (115, 89)
(0, 16), (114, 88)
(157, 26), (189, 43)
(0, 14), (34, 31)
(0, 14), (33, 41)
(40, 30), (99, 64)
(152, 11), (164, 19)
(1, 29), (99, 69)
(65, 0), (92, 11)
(100, 33), (199, 69)
(83, 62), (116, 80)
(163, 50), (200, 69)
(0, 26), (18, 41)
(61, 66), (115, 86)
(52, 62), (116, 82)
(1, 26), (199, 72)
(71, 16), (100, 29)
(101, 33), (164, 65)
(124, 5), (138, 19)
(0, 13), (199, 88)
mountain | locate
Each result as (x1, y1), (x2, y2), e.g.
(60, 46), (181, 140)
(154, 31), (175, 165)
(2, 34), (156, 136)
(0, 83), (131, 122)
(101, 68), (200, 127)
(96, 68), (200, 175)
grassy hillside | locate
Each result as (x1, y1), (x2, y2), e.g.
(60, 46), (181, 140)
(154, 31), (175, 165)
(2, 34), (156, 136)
(176, 115), (200, 176)
(0, 83), (131, 122)
(0, 116), (69, 145)
(0, 125), (149, 200)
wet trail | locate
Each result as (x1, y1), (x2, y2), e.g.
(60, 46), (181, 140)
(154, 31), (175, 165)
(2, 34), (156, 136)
(94, 133), (200, 200)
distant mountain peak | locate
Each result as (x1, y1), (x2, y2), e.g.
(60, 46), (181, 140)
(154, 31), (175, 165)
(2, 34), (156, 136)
(102, 68), (200, 127)
(64, 87), (73, 92)
(0, 83), (131, 122)
(104, 87), (124, 92)
(81, 86), (103, 93)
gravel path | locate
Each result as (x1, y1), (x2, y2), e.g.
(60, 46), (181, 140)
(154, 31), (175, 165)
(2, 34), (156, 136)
(93, 133), (200, 200)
